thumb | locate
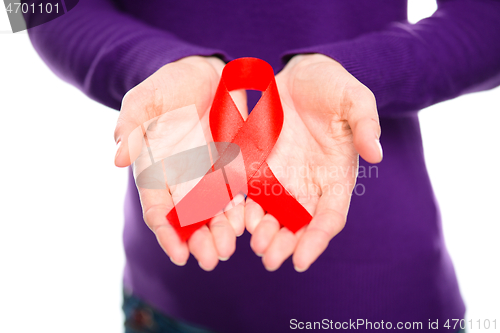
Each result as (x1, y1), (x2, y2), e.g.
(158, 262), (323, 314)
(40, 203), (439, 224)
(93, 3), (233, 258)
(114, 90), (153, 168)
(345, 86), (383, 164)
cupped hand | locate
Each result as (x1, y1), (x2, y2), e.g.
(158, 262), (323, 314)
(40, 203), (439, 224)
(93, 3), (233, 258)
(114, 56), (247, 271)
(245, 54), (383, 272)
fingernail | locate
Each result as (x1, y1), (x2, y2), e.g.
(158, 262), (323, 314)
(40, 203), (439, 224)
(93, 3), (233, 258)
(375, 139), (383, 161)
(294, 265), (308, 273)
(218, 256), (229, 261)
(170, 257), (186, 266)
(256, 252), (263, 257)
(198, 261), (214, 271)
(263, 259), (278, 272)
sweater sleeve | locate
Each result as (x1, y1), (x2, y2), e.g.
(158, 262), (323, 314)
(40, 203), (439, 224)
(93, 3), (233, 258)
(283, 0), (500, 116)
(26, 0), (227, 110)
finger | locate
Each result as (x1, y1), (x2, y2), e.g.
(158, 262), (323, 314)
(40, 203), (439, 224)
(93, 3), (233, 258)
(262, 227), (304, 271)
(293, 193), (348, 272)
(250, 213), (280, 256)
(344, 87), (383, 164)
(208, 212), (237, 261)
(188, 225), (219, 271)
(224, 194), (246, 237)
(155, 223), (190, 266)
(244, 198), (265, 234)
(141, 188), (190, 265)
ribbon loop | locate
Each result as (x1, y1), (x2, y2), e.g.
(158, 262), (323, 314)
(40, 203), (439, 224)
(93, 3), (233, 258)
(222, 57), (275, 92)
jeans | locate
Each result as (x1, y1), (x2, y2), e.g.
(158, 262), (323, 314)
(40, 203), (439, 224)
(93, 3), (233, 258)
(123, 290), (466, 333)
(122, 290), (217, 333)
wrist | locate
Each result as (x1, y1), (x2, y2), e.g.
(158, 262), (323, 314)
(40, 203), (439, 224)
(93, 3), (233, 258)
(176, 55), (225, 75)
(282, 53), (343, 81)
(288, 53), (338, 68)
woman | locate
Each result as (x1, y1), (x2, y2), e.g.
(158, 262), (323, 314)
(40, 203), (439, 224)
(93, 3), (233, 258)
(26, 0), (500, 332)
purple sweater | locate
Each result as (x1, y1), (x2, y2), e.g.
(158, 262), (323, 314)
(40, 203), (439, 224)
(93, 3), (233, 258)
(28, 0), (500, 332)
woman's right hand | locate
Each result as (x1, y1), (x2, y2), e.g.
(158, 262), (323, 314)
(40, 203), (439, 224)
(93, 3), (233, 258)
(114, 56), (247, 271)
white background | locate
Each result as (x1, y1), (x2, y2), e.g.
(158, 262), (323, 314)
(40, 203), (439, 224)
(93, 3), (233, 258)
(0, 1), (498, 332)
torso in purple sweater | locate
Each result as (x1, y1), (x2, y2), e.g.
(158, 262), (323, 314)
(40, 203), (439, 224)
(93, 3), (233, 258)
(121, 1), (462, 331)
(27, 0), (500, 332)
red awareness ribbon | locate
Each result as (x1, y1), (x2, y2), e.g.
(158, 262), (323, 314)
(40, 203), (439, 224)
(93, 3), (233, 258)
(167, 57), (312, 241)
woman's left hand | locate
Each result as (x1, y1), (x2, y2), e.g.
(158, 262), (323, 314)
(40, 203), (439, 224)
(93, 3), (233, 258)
(245, 54), (383, 272)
